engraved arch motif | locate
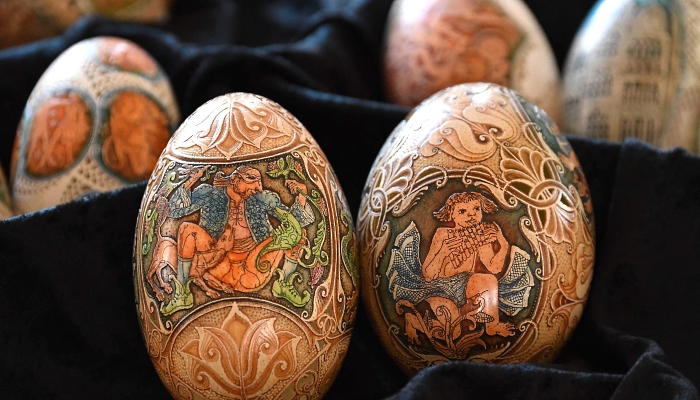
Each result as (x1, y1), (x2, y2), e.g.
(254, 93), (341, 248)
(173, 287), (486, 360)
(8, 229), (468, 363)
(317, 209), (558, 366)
(169, 93), (307, 161)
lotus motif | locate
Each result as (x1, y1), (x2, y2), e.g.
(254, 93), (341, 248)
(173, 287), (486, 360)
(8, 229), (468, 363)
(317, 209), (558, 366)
(179, 95), (295, 159)
(179, 304), (301, 399)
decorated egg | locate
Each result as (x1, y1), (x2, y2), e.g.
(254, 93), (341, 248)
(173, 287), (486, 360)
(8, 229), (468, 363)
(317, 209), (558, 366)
(358, 83), (594, 374)
(133, 93), (359, 399)
(11, 36), (179, 214)
(563, 0), (700, 151)
(0, 0), (173, 49)
(0, 164), (13, 219)
(383, 0), (563, 123)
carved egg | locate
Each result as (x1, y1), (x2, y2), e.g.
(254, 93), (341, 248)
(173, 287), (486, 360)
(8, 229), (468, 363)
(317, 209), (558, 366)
(0, 164), (13, 219)
(11, 36), (179, 214)
(383, 0), (563, 123)
(563, 0), (700, 151)
(359, 83), (594, 374)
(0, 0), (173, 49)
(564, 0), (700, 153)
(133, 93), (359, 399)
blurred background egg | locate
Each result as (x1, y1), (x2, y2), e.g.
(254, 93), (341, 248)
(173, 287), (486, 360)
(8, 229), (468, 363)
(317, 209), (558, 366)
(0, 0), (173, 49)
(0, 164), (12, 219)
(563, 0), (700, 151)
(133, 93), (359, 399)
(383, 0), (563, 123)
(359, 83), (595, 374)
(11, 36), (179, 214)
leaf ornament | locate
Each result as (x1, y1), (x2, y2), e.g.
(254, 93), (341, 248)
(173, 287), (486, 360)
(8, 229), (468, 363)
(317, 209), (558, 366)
(179, 304), (300, 398)
(179, 95), (295, 159)
(501, 144), (578, 247)
(549, 242), (595, 332)
(420, 95), (519, 162)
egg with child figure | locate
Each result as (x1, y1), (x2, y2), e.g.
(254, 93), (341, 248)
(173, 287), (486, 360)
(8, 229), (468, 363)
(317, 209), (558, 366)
(358, 83), (595, 374)
(11, 36), (179, 214)
(133, 93), (359, 399)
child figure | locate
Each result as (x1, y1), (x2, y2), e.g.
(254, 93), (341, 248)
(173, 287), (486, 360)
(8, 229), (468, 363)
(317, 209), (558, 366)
(422, 192), (514, 336)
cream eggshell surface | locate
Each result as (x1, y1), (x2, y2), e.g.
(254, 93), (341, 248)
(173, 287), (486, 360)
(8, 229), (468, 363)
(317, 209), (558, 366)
(11, 36), (179, 214)
(359, 83), (594, 374)
(133, 93), (359, 399)
(384, 0), (563, 124)
(563, 0), (700, 151)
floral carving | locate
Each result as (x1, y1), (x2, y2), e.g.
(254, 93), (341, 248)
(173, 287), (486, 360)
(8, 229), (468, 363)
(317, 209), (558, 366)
(500, 145), (578, 247)
(12, 36), (179, 214)
(175, 94), (297, 160)
(179, 304), (300, 398)
(420, 90), (520, 162)
(549, 242), (594, 332)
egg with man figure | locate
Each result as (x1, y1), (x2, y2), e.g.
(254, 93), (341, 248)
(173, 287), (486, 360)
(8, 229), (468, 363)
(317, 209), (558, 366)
(359, 83), (595, 374)
(133, 93), (359, 399)
(11, 36), (179, 214)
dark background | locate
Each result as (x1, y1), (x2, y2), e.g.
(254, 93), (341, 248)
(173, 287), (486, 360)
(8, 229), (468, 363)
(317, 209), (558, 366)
(0, 0), (698, 399)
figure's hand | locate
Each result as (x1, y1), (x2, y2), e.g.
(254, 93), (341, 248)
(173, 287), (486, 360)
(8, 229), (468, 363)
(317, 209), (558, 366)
(186, 167), (207, 189)
(286, 179), (308, 207)
(441, 238), (463, 266)
(285, 179), (307, 195)
(493, 223), (507, 244)
(444, 236), (463, 252)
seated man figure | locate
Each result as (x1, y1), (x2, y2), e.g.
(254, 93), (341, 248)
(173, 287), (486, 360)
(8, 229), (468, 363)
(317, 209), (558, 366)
(163, 164), (314, 314)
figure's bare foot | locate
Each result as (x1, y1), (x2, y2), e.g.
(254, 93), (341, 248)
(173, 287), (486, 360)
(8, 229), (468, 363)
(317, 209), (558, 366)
(148, 275), (167, 300)
(156, 273), (169, 290)
(406, 325), (420, 344)
(404, 313), (421, 344)
(205, 279), (234, 294)
(220, 283), (235, 294)
(164, 284), (173, 294)
(203, 287), (221, 299)
(202, 273), (235, 296)
(193, 277), (220, 299)
(486, 322), (515, 337)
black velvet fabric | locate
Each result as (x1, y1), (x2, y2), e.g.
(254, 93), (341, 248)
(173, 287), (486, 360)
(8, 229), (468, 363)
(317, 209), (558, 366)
(0, 0), (697, 399)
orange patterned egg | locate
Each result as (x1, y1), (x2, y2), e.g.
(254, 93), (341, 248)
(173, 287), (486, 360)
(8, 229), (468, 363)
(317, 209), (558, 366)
(359, 83), (594, 374)
(0, 0), (173, 49)
(384, 0), (562, 124)
(11, 36), (179, 214)
(133, 93), (359, 399)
